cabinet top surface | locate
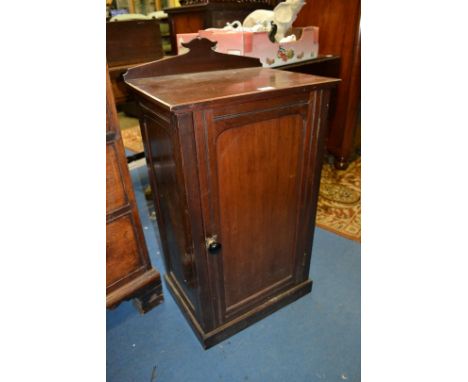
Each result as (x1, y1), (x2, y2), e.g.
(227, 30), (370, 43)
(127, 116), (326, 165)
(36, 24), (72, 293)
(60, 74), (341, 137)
(125, 67), (339, 111)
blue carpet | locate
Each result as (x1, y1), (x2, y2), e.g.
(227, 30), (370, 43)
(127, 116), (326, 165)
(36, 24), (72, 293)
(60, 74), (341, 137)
(107, 164), (361, 382)
(125, 148), (137, 157)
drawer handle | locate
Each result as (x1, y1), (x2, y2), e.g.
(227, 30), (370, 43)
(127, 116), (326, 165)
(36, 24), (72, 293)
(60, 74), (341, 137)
(106, 131), (116, 142)
(206, 235), (222, 255)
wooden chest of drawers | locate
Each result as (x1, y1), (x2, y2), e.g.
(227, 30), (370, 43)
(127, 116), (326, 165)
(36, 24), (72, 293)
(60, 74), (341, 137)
(106, 67), (163, 313)
(124, 39), (339, 347)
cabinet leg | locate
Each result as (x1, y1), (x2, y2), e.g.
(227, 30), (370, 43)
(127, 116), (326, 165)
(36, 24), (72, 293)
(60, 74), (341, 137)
(133, 281), (164, 314)
(333, 156), (350, 170)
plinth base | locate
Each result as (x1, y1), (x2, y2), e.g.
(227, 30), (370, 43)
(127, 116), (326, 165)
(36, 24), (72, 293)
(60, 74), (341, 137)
(165, 274), (313, 349)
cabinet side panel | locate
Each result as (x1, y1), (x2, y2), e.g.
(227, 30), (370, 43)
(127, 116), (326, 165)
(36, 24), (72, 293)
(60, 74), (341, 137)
(142, 114), (198, 309)
(216, 115), (303, 309)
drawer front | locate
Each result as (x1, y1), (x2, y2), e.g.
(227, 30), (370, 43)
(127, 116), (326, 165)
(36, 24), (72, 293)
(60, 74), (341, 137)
(106, 213), (144, 287)
(106, 144), (128, 213)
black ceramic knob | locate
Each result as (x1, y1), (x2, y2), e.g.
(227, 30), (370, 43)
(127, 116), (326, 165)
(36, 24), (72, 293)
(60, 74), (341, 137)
(208, 241), (222, 254)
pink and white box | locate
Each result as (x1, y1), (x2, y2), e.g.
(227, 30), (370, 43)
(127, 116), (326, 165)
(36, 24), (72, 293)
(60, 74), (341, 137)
(176, 26), (319, 68)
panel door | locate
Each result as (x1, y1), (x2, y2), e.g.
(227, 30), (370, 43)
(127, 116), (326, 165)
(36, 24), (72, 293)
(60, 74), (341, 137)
(195, 96), (316, 323)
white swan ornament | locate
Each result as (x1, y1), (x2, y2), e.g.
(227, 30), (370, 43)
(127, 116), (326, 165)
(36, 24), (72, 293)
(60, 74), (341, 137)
(242, 0), (306, 43)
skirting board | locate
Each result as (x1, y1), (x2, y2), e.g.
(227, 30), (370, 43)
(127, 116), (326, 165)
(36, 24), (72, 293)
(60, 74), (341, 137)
(165, 273), (313, 349)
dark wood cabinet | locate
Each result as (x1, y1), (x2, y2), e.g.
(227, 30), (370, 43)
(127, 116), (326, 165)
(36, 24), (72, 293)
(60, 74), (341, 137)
(106, 66), (163, 313)
(295, 0), (361, 169)
(124, 39), (339, 347)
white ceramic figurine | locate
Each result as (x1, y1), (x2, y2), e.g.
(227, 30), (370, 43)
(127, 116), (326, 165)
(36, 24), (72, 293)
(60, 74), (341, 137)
(242, 0), (306, 43)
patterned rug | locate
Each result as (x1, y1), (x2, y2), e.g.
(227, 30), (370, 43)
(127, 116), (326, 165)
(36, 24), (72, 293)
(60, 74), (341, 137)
(316, 157), (361, 242)
(118, 112), (144, 153)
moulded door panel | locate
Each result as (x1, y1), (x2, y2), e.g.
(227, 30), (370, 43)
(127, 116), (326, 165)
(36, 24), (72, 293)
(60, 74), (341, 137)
(196, 101), (312, 322)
